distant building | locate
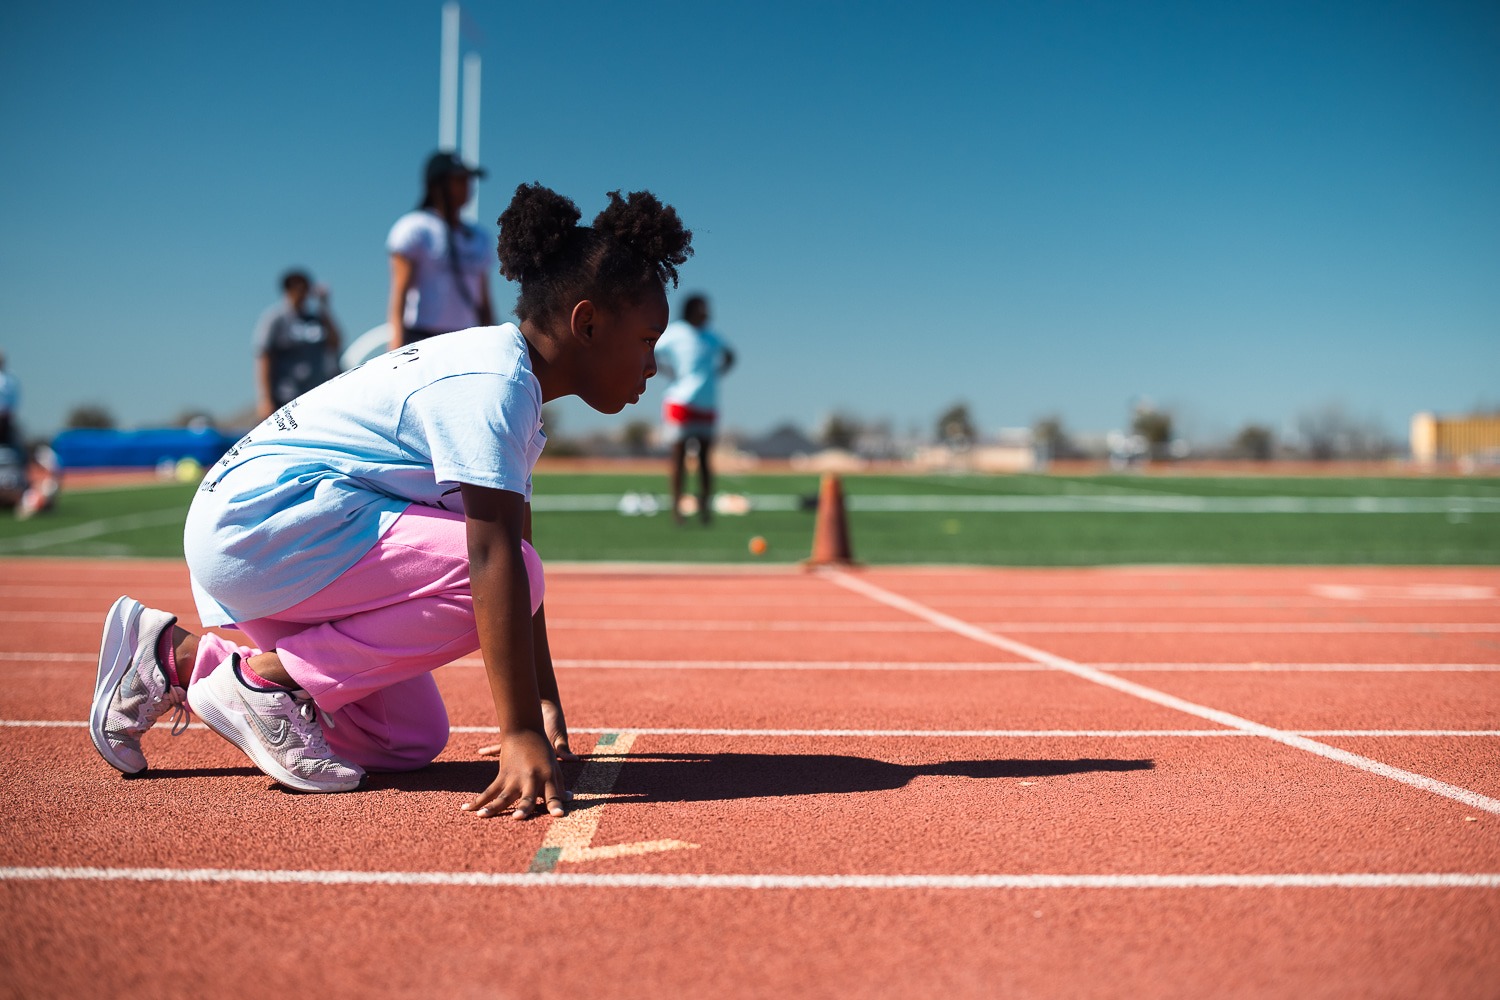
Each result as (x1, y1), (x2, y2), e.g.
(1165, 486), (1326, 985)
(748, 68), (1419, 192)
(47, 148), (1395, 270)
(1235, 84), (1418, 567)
(912, 428), (1038, 473)
(1410, 412), (1500, 467)
(739, 424), (820, 460)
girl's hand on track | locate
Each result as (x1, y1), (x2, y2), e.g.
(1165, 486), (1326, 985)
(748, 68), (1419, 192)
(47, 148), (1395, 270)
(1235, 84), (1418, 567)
(541, 697), (577, 761)
(463, 729), (567, 820)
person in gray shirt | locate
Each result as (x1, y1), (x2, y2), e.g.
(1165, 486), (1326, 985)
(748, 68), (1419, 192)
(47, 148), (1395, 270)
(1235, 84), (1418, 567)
(254, 269), (342, 418)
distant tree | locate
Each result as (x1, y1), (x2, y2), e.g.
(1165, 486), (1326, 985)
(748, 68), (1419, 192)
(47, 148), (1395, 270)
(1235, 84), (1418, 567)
(1131, 406), (1173, 459)
(936, 402), (976, 449)
(1032, 415), (1073, 460)
(620, 419), (653, 456)
(1295, 404), (1394, 460)
(66, 405), (115, 430)
(1232, 423), (1274, 461)
(820, 412), (861, 451)
(538, 403), (583, 457)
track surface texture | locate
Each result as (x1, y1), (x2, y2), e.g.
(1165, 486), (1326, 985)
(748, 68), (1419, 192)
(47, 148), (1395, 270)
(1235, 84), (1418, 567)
(2, 559), (1497, 999)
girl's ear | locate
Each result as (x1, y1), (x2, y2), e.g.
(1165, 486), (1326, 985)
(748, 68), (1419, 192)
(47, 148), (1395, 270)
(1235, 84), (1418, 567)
(568, 300), (597, 343)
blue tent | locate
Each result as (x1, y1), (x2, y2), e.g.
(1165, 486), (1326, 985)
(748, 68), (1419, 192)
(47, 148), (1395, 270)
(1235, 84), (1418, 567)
(51, 427), (240, 469)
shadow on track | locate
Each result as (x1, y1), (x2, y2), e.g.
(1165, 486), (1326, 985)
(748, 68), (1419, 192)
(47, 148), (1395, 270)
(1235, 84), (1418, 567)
(379, 753), (1154, 803)
(124, 766), (263, 780)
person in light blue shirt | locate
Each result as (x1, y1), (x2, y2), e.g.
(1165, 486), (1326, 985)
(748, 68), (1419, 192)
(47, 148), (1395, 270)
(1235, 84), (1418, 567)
(655, 294), (735, 524)
(89, 183), (693, 817)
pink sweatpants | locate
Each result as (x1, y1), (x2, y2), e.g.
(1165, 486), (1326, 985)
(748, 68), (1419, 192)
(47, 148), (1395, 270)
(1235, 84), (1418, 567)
(189, 505), (544, 771)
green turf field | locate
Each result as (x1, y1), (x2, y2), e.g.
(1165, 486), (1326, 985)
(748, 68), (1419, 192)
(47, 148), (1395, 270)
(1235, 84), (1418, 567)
(1, 472), (1496, 564)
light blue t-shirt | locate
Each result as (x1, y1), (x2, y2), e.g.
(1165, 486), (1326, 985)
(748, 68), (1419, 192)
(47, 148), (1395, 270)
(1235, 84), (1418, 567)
(654, 321), (730, 411)
(186, 324), (546, 625)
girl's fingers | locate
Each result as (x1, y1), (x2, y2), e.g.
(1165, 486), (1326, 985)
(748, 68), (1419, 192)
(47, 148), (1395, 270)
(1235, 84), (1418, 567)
(464, 778), (517, 817)
(544, 777), (567, 817)
(506, 777), (543, 820)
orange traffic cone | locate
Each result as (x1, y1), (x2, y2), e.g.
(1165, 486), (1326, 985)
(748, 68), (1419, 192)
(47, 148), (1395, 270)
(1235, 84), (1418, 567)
(805, 472), (856, 567)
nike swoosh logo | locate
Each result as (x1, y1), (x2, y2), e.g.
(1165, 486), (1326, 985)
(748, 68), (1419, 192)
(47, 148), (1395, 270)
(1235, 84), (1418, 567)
(240, 696), (291, 747)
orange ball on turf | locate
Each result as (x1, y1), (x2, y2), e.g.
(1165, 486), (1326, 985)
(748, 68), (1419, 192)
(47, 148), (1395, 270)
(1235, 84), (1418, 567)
(748, 535), (768, 556)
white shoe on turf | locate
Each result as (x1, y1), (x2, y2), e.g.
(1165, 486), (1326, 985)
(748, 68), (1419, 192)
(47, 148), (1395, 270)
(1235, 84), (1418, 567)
(187, 654), (364, 793)
(90, 596), (189, 774)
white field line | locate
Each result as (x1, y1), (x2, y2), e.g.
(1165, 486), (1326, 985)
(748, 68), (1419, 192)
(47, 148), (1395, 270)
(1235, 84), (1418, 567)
(2, 866), (1497, 890)
(827, 570), (1500, 815)
(528, 493), (1500, 515)
(0, 509), (185, 554)
(7, 651), (1499, 674)
(5, 719), (1499, 738)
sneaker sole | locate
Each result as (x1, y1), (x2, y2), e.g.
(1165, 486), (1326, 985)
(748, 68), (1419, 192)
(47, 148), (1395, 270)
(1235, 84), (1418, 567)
(188, 676), (362, 794)
(89, 596), (146, 774)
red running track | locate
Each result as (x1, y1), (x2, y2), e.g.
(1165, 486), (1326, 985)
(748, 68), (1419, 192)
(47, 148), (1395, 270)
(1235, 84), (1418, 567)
(1, 560), (1498, 999)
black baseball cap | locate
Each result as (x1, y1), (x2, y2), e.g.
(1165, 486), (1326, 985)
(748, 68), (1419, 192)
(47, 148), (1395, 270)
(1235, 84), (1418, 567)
(424, 151), (487, 185)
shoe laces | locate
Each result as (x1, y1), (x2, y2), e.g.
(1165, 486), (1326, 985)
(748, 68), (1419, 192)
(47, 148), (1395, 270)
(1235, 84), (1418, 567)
(132, 683), (190, 737)
(165, 687), (191, 736)
(290, 692), (336, 755)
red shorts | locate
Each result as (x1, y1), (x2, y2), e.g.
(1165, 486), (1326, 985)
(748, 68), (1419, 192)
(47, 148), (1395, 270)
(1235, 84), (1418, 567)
(663, 401), (717, 425)
(663, 401), (717, 443)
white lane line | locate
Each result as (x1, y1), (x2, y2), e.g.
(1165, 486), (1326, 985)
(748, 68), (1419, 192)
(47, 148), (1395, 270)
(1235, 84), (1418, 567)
(1090, 663), (1500, 672)
(8, 654), (1500, 673)
(0, 586), (191, 600)
(6, 720), (1499, 738)
(556, 620), (1499, 634)
(1312, 584), (1496, 601)
(489, 657), (1039, 671)
(827, 571), (1500, 815)
(450, 594), (1500, 609)
(534, 660), (1498, 673)
(537, 727), (1500, 739)
(2, 866), (1496, 889)
(0, 615), (918, 631)
(971, 623), (1500, 634)
(15, 613), (1492, 634)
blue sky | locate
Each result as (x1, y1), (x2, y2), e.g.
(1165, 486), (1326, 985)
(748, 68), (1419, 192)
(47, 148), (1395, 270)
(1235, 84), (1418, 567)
(2, 0), (1496, 446)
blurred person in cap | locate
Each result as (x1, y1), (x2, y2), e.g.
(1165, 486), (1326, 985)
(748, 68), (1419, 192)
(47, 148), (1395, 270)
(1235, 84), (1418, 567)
(0, 352), (58, 519)
(387, 151), (495, 349)
(0, 351), (18, 449)
(0, 350), (23, 510)
(254, 270), (343, 420)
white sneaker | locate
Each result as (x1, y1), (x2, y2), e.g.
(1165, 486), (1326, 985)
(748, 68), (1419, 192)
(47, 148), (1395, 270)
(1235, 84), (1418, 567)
(90, 596), (188, 774)
(188, 654), (364, 793)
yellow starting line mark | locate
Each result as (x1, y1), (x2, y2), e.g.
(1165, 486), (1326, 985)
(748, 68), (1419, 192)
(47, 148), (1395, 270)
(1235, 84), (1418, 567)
(528, 732), (698, 873)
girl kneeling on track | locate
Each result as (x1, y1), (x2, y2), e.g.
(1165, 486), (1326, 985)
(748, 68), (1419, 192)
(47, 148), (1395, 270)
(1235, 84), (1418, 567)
(88, 182), (692, 818)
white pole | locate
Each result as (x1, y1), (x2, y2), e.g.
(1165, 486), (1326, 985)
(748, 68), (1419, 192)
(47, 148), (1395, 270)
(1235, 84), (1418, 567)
(438, 2), (460, 151)
(461, 53), (481, 222)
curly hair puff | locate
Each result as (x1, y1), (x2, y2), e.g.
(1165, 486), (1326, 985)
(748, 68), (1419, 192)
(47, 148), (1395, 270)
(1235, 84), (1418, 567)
(496, 183), (693, 328)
